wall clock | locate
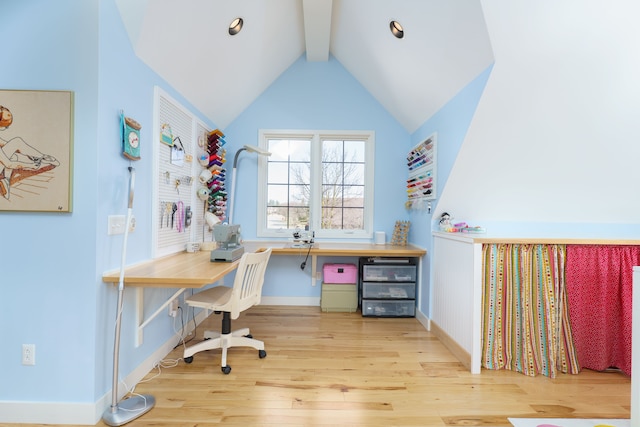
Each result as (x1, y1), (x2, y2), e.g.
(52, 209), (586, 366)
(122, 113), (141, 160)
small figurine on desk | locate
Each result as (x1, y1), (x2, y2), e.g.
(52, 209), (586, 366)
(439, 212), (454, 232)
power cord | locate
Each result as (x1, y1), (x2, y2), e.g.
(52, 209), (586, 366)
(300, 240), (313, 270)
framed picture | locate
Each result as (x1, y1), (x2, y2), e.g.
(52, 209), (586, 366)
(0, 89), (74, 212)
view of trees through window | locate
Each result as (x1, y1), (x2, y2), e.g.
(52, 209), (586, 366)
(265, 137), (366, 232)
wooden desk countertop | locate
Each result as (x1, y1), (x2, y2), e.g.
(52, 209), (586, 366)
(102, 250), (240, 288)
(243, 241), (427, 257)
(102, 241), (426, 289)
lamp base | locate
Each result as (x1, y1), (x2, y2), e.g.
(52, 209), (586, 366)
(102, 394), (155, 426)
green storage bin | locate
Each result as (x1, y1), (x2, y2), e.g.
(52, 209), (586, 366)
(320, 283), (358, 312)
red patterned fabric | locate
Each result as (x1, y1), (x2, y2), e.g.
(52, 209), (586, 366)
(565, 245), (640, 376)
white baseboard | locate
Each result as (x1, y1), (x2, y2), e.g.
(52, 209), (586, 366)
(415, 308), (431, 331)
(0, 400), (97, 425)
(0, 310), (208, 425)
(260, 296), (320, 306)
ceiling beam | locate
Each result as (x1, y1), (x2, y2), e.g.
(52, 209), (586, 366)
(302, 0), (332, 61)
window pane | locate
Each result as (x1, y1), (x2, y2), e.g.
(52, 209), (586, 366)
(267, 162), (289, 184)
(289, 140), (310, 162)
(290, 184), (309, 207)
(322, 185), (342, 207)
(290, 207), (310, 229)
(290, 162), (310, 185)
(267, 184), (289, 206)
(267, 139), (310, 162)
(322, 140), (344, 163)
(267, 139), (289, 162)
(344, 140), (365, 162)
(322, 162), (343, 186)
(343, 163), (364, 185)
(323, 140), (343, 161)
(322, 207), (343, 229)
(344, 185), (364, 207)
(267, 208), (288, 229)
(343, 208), (364, 229)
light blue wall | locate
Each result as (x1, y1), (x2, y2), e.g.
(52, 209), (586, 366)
(225, 55), (411, 298)
(0, 0), (216, 408)
(1, 0), (101, 403)
(408, 65), (493, 315)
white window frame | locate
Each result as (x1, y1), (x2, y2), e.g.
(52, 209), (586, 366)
(257, 129), (375, 240)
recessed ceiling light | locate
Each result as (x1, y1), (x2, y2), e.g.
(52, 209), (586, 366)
(390, 20), (404, 39)
(229, 17), (243, 36)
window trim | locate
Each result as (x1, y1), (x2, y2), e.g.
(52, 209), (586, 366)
(257, 129), (375, 240)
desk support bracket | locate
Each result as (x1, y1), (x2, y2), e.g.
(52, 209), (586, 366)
(311, 255), (318, 287)
(135, 287), (186, 347)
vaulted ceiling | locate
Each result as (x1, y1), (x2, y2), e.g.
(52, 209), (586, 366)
(116, 0), (494, 133)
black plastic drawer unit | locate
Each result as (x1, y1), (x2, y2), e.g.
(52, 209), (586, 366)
(360, 258), (417, 317)
(362, 300), (416, 317)
(362, 282), (416, 299)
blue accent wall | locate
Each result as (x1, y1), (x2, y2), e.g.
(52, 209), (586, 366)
(226, 55), (410, 238)
(1, 0), (101, 403)
(408, 65), (493, 315)
(225, 55), (411, 298)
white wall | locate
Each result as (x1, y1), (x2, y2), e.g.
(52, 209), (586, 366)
(436, 0), (640, 236)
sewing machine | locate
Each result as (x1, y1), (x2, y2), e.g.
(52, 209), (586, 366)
(210, 224), (244, 262)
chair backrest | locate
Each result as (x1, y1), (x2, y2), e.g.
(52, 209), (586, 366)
(229, 248), (272, 319)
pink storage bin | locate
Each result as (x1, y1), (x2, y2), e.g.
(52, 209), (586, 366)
(323, 263), (357, 284)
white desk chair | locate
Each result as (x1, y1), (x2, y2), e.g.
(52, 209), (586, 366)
(183, 248), (272, 374)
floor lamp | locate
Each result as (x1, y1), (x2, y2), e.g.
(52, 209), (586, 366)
(228, 145), (271, 224)
(103, 167), (155, 426)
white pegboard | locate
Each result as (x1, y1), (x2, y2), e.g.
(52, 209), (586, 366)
(153, 88), (211, 257)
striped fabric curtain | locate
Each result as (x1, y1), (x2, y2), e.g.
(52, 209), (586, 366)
(481, 243), (580, 377)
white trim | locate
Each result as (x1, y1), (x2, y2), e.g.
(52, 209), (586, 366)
(0, 400), (97, 425)
(257, 129), (375, 240)
(415, 308), (431, 331)
(259, 296), (320, 306)
(0, 309), (208, 425)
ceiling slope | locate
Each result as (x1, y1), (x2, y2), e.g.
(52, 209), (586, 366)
(116, 0), (494, 133)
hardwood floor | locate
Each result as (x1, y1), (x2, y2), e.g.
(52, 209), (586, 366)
(13, 306), (632, 426)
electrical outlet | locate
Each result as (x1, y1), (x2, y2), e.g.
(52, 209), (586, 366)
(169, 299), (179, 317)
(108, 214), (136, 235)
(22, 344), (35, 366)
(108, 215), (125, 235)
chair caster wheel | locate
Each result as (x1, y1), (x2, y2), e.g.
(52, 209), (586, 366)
(184, 356), (194, 364)
(259, 350), (267, 359)
(222, 365), (231, 374)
